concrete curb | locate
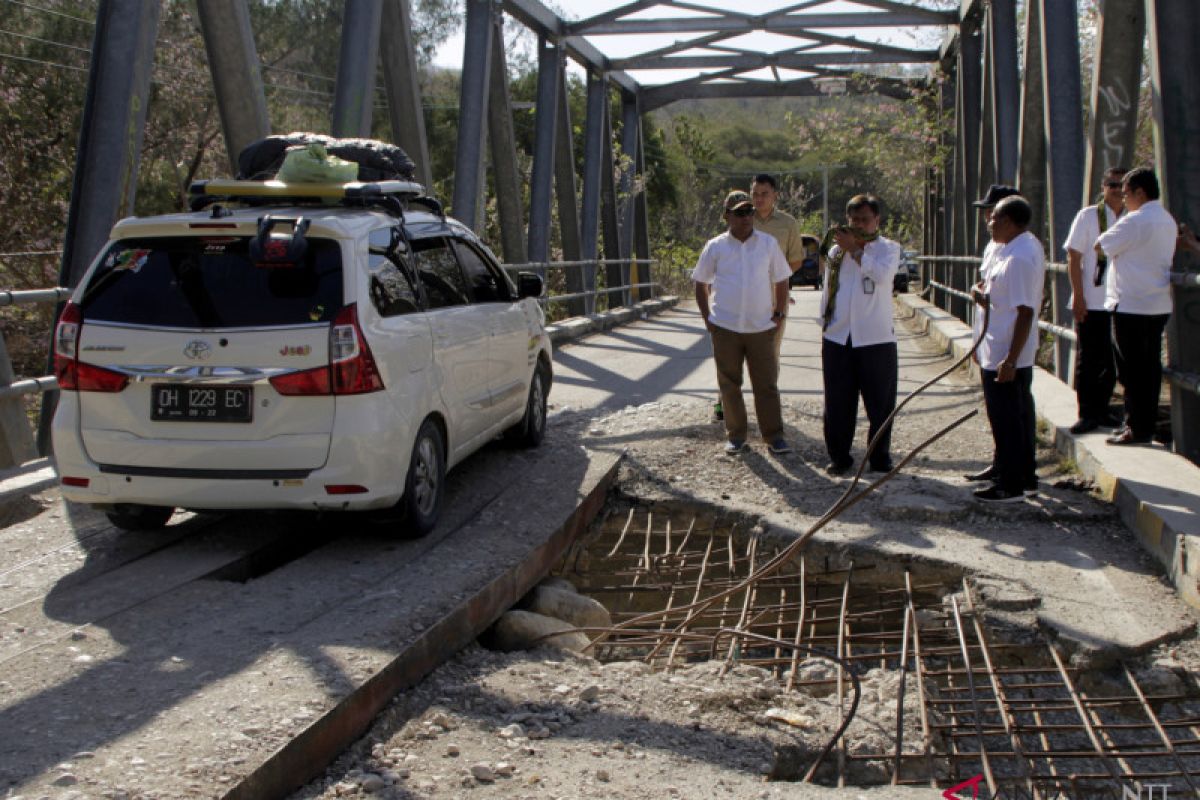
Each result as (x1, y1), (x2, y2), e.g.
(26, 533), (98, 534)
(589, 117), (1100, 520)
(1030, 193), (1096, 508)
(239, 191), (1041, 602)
(0, 457), (57, 508)
(897, 293), (1200, 609)
(546, 295), (680, 346)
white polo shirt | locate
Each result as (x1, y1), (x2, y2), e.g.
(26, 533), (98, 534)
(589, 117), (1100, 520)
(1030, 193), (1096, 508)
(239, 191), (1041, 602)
(820, 235), (901, 348)
(1065, 203), (1122, 311)
(1096, 199), (1176, 315)
(692, 230), (791, 334)
(973, 231), (1045, 371)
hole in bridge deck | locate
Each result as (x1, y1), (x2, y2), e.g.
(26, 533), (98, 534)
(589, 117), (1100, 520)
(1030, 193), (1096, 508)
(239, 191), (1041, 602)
(551, 499), (1200, 797)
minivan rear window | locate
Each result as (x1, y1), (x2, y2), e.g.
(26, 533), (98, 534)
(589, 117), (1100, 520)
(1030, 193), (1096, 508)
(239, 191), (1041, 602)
(79, 236), (343, 328)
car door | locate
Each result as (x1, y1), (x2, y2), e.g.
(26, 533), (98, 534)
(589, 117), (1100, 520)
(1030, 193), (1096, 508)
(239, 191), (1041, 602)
(411, 235), (492, 455)
(450, 237), (531, 422)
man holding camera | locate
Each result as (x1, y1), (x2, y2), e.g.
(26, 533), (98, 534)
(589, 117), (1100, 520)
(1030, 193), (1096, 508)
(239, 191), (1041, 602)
(694, 190), (793, 455)
(1096, 167), (1177, 446)
(1065, 166), (1126, 435)
(820, 194), (902, 475)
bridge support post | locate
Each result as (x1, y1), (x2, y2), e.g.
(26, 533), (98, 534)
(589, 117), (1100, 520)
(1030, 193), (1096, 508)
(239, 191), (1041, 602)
(196, 0), (270, 176)
(1017, 1), (1047, 244)
(44, 0), (160, 457)
(453, 0), (494, 232)
(381, 0), (432, 189)
(527, 38), (560, 274)
(600, 98), (624, 311)
(554, 57), (585, 318)
(1148, 0), (1200, 464)
(619, 92), (647, 307)
(580, 72), (607, 315)
(331, 0), (382, 138)
(1084, 0), (1143, 199)
(951, 26), (981, 319)
(976, 13), (996, 252)
(634, 109), (652, 301)
(487, 22), (526, 264)
(989, 0), (1020, 186)
(1039, 0), (1085, 382)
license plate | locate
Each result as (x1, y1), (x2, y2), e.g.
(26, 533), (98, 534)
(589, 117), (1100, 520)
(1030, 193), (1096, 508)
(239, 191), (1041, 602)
(151, 384), (253, 423)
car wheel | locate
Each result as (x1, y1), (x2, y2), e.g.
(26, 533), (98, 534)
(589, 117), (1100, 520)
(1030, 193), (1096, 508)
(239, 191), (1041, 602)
(505, 362), (549, 448)
(106, 504), (174, 531)
(403, 418), (445, 536)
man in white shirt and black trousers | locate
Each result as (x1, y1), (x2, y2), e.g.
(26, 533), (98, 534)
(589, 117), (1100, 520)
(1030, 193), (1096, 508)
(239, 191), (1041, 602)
(1096, 167), (1177, 446)
(1065, 166), (1127, 435)
(820, 194), (902, 475)
(693, 190), (793, 456)
(971, 196), (1045, 503)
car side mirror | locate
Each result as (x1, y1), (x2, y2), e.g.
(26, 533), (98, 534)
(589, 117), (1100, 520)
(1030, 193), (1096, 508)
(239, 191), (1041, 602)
(516, 271), (543, 300)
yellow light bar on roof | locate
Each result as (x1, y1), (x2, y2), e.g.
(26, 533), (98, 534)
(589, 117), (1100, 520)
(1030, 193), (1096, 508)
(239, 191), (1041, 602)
(189, 179), (425, 199)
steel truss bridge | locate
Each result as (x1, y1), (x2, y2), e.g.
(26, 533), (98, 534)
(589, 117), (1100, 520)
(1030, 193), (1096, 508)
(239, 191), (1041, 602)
(34, 0), (1200, 465)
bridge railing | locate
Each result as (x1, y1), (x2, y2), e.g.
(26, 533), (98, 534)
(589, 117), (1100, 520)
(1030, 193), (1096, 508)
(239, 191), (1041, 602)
(0, 287), (71, 467)
(502, 258), (660, 317)
(915, 255), (1200, 446)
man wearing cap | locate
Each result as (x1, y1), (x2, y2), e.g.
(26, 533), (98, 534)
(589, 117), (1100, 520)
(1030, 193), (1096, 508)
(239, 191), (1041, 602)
(971, 196), (1045, 503)
(1096, 167), (1176, 446)
(820, 194), (902, 475)
(693, 191), (793, 455)
(1064, 166), (1126, 435)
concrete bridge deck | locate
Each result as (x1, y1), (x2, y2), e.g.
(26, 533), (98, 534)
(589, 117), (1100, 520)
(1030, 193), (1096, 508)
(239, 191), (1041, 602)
(0, 287), (1197, 798)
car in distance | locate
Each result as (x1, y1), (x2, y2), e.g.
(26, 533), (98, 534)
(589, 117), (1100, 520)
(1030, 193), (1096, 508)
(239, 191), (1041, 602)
(52, 178), (553, 535)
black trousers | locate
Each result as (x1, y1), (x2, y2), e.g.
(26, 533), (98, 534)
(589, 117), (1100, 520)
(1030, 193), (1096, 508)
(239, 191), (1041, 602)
(981, 366), (1036, 493)
(1112, 311), (1169, 439)
(1073, 309), (1116, 421)
(822, 338), (897, 469)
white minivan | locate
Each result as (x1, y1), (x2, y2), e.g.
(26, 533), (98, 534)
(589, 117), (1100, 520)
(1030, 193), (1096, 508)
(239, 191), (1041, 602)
(52, 180), (552, 534)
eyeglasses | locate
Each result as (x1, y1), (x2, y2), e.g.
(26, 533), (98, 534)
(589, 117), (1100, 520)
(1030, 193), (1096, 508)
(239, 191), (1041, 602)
(729, 206), (754, 217)
(1103, 181), (1123, 188)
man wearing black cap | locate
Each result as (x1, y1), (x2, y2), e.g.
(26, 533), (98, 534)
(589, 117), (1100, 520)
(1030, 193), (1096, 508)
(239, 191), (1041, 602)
(693, 190), (793, 455)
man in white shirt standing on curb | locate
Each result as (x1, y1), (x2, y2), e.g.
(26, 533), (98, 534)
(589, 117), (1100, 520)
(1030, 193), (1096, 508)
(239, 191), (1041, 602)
(1065, 166), (1126, 435)
(1096, 166), (1177, 446)
(971, 196), (1045, 503)
(693, 190), (793, 456)
(820, 194), (902, 476)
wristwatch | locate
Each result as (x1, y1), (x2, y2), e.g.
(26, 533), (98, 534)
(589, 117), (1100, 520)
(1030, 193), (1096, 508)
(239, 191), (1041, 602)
(771, 310), (785, 321)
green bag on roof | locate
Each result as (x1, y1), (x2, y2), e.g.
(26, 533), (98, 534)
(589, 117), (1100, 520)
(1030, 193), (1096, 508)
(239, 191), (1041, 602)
(276, 142), (359, 184)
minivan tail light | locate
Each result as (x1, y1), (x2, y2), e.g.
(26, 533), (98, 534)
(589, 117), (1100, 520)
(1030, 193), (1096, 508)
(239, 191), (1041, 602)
(330, 304), (384, 395)
(53, 303), (127, 393)
(268, 304), (383, 397)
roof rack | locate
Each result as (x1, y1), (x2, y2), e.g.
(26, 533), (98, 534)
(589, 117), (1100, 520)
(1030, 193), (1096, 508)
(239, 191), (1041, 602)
(187, 179), (442, 218)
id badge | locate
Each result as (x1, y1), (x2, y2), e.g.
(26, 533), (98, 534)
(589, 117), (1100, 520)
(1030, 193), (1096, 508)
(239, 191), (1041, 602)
(862, 276), (875, 295)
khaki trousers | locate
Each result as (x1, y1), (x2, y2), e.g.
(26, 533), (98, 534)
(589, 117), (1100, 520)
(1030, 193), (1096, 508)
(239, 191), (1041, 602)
(710, 324), (784, 442)
(773, 315), (787, 363)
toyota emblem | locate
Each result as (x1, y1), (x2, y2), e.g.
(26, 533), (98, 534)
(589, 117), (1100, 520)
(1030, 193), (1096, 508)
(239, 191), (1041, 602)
(183, 340), (212, 360)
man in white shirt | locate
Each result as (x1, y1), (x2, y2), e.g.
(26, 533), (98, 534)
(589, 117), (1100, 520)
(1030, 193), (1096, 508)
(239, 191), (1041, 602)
(1065, 166), (1126, 434)
(971, 196), (1045, 503)
(820, 194), (902, 475)
(1096, 167), (1177, 446)
(693, 190), (793, 455)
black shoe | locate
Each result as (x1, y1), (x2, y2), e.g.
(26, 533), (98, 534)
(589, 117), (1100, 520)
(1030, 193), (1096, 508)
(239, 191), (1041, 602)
(825, 460), (853, 477)
(868, 462), (895, 474)
(974, 485), (1025, 503)
(1069, 418), (1099, 435)
(1024, 478), (1039, 497)
(964, 466), (998, 482)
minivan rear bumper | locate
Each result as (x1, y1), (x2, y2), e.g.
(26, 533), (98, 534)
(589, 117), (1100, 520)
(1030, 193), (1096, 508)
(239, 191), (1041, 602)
(53, 392), (414, 511)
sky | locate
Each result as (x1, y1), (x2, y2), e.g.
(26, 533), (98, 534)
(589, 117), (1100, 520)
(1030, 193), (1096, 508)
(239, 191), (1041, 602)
(432, 0), (954, 87)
